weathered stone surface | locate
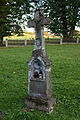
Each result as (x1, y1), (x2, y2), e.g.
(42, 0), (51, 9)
(25, 96), (56, 113)
(32, 49), (52, 66)
(27, 49), (56, 112)
(25, 10), (56, 113)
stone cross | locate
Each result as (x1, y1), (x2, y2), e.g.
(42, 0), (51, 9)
(25, 10), (56, 113)
(28, 10), (50, 50)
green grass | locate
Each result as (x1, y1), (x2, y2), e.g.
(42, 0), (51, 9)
(0, 44), (80, 120)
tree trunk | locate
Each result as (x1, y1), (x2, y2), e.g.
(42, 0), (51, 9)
(61, 1), (79, 41)
(0, 36), (3, 46)
(69, 1), (79, 38)
(60, 3), (69, 41)
(69, 27), (75, 38)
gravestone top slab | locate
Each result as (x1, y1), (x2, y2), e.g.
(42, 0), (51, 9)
(32, 49), (52, 66)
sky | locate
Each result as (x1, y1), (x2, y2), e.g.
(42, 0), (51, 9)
(75, 27), (80, 31)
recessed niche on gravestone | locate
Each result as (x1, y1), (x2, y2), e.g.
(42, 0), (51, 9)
(35, 38), (42, 49)
(25, 10), (56, 113)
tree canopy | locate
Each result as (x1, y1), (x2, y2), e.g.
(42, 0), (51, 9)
(0, 0), (29, 45)
(30, 0), (80, 39)
(0, 0), (80, 45)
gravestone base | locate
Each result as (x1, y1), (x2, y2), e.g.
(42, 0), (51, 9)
(25, 96), (56, 113)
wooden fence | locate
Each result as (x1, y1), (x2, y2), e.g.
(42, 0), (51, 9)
(3, 38), (80, 47)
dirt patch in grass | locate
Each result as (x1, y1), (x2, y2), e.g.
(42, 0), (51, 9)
(0, 112), (5, 119)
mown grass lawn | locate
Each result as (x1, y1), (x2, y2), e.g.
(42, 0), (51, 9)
(0, 44), (80, 120)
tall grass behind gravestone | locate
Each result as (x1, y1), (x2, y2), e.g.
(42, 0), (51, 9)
(0, 45), (80, 120)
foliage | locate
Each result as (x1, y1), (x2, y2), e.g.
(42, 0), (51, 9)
(0, 0), (29, 45)
(73, 30), (80, 37)
(30, 0), (80, 39)
(0, 45), (80, 120)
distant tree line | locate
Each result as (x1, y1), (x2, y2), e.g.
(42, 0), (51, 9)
(0, 0), (80, 45)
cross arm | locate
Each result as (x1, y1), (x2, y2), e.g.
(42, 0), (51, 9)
(27, 19), (35, 28)
(42, 18), (51, 25)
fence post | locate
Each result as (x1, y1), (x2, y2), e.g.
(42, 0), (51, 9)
(25, 40), (27, 46)
(6, 39), (8, 47)
(77, 38), (79, 44)
(60, 38), (63, 45)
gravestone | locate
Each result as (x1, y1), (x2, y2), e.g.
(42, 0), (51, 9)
(25, 10), (56, 113)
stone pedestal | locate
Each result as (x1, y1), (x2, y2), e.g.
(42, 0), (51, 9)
(25, 49), (56, 113)
(25, 96), (55, 113)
